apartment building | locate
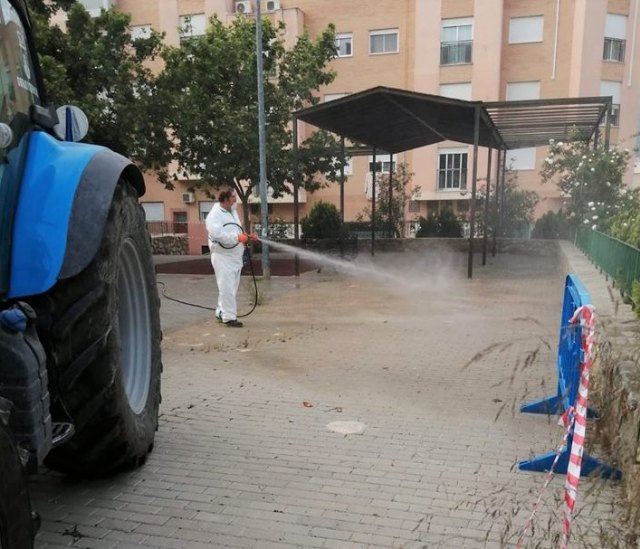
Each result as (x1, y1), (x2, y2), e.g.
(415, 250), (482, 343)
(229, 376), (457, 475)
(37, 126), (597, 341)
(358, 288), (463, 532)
(80, 0), (640, 248)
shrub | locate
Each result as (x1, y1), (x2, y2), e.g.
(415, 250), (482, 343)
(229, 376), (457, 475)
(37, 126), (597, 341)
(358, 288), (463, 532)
(632, 280), (640, 317)
(415, 213), (439, 237)
(532, 209), (571, 239)
(415, 208), (463, 238)
(301, 201), (344, 239)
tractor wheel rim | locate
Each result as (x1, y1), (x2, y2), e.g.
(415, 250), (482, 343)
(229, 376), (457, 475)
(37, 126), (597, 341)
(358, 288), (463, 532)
(117, 237), (152, 414)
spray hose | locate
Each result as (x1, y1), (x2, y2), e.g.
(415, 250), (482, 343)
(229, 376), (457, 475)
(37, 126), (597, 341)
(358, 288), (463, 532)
(157, 222), (259, 318)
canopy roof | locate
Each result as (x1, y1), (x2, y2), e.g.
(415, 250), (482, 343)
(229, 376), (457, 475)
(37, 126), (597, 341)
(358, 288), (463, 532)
(294, 86), (611, 153)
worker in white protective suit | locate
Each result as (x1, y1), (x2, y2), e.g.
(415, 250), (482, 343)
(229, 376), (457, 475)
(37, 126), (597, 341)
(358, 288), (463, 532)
(205, 189), (256, 327)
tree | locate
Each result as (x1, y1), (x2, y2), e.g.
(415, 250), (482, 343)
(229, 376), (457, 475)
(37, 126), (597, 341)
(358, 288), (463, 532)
(540, 134), (631, 233)
(476, 171), (539, 238)
(355, 162), (418, 237)
(159, 15), (345, 229)
(30, 2), (172, 171)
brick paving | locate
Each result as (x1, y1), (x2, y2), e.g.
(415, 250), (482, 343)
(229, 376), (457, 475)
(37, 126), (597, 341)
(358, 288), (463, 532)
(30, 246), (622, 548)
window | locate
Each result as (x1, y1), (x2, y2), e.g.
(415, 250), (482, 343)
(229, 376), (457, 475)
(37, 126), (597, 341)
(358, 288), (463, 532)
(509, 16), (544, 44)
(326, 156), (352, 176)
(440, 82), (472, 101)
(142, 202), (164, 221)
(131, 25), (152, 40)
(506, 81), (540, 101)
(604, 14), (627, 62)
(369, 29), (398, 55)
(368, 154), (395, 173)
(441, 18), (473, 65)
(199, 201), (214, 221)
(173, 211), (188, 234)
(604, 38), (625, 62)
(610, 104), (620, 126)
(179, 13), (206, 41)
(506, 148), (536, 170)
(438, 148), (468, 191)
(341, 156), (353, 176)
(336, 33), (353, 57)
(600, 80), (621, 126)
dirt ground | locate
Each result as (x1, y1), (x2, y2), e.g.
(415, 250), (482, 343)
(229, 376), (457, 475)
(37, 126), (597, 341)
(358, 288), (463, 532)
(31, 248), (624, 548)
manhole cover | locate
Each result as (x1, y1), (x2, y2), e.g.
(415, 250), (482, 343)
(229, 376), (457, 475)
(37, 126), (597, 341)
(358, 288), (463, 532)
(326, 421), (367, 435)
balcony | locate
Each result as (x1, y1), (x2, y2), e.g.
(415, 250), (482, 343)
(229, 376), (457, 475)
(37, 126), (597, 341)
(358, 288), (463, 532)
(440, 41), (472, 65)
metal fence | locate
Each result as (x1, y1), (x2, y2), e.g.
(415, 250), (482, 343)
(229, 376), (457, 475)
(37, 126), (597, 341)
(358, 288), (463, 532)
(146, 221), (188, 236)
(575, 227), (640, 301)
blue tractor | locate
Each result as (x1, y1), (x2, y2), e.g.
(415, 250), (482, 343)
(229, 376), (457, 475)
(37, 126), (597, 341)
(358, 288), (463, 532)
(0, 1), (162, 546)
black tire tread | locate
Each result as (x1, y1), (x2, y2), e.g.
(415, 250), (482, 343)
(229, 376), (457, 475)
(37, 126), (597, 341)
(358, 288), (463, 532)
(30, 180), (161, 477)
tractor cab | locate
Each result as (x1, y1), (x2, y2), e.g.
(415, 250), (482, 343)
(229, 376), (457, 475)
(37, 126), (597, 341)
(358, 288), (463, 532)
(0, 0), (43, 299)
(0, 0), (41, 126)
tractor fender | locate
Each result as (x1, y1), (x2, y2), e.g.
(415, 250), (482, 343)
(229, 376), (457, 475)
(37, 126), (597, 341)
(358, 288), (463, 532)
(9, 131), (145, 299)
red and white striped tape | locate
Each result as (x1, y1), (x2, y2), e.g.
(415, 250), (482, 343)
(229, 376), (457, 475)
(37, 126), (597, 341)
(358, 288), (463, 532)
(561, 304), (596, 549)
(516, 409), (575, 548)
(516, 304), (596, 548)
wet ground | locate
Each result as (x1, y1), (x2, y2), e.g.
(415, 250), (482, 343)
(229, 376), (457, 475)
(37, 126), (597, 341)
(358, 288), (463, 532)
(30, 247), (623, 548)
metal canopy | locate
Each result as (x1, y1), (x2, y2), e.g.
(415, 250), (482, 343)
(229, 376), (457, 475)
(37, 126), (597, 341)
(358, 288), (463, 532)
(294, 86), (505, 153)
(484, 96), (611, 149)
(291, 86), (612, 279)
(294, 86), (611, 153)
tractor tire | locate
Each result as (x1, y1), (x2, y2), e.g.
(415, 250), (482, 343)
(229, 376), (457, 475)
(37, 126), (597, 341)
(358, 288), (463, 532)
(0, 416), (34, 548)
(34, 179), (161, 477)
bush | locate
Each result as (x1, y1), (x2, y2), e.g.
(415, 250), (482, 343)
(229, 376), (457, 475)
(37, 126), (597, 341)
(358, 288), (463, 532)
(301, 201), (344, 239)
(531, 209), (571, 239)
(632, 280), (640, 317)
(415, 208), (463, 238)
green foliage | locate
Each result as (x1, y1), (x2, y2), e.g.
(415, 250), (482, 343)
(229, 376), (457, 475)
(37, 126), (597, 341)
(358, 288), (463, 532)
(531, 209), (571, 239)
(540, 133), (632, 232)
(607, 189), (640, 248)
(356, 162), (417, 237)
(476, 170), (539, 238)
(301, 201), (343, 239)
(27, 0), (77, 18)
(159, 15), (343, 227)
(415, 212), (439, 237)
(632, 280), (640, 317)
(31, 3), (171, 169)
(415, 208), (463, 238)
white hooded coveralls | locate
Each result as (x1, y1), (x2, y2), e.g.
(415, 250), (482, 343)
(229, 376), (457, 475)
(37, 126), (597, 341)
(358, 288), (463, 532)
(205, 202), (245, 322)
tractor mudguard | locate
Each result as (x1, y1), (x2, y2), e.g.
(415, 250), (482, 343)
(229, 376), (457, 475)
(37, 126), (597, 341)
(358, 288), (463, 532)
(9, 131), (145, 299)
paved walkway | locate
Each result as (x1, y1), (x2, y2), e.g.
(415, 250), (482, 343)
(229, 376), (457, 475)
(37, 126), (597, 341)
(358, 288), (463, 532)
(30, 245), (622, 548)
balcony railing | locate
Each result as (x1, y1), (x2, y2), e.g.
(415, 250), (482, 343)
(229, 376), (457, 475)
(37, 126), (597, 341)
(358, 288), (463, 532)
(440, 40), (472, 65)
(146, 221), (188, 236)
(575, 227), (640, 303)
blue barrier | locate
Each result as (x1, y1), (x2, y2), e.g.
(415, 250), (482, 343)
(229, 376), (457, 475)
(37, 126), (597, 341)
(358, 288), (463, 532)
(518, 274), (621, 479)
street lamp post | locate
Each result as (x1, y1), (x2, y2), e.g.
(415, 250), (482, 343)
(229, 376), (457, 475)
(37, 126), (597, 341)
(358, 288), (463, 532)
(255, 0), (270, 278)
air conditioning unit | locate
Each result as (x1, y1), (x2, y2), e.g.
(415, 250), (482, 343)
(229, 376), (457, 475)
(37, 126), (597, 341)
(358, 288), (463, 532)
(182, 192), (195, 204)
(235, 1), (252, 14)
(265, 0), (280, 11)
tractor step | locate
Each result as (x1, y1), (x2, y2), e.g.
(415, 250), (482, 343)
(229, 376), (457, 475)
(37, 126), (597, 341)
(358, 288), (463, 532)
(51, 422), (74, 448)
